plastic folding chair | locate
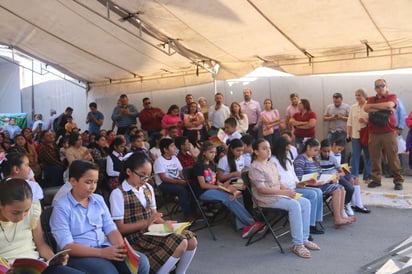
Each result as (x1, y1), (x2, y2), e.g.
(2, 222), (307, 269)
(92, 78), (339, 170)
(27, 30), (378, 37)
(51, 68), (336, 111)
(241, 171), (289, 253)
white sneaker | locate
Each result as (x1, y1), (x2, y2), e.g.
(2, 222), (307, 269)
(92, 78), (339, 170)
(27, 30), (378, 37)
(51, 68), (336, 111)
(344, 203), (355, 216)
(342, 209), (348, 218)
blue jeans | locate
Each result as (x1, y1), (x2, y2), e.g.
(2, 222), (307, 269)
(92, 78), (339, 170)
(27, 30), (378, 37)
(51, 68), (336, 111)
(270, 197), (310, 246)
(200, 189), (254, 230)
(68, 257), (130, 274)
(327, 131), (347, 164)
(263, 128), (281, 148)
(296, 187), (323, 226)
(339, 176), (354, 204)
(350, 138), (371, 180)
(159, 183), (195, 218)
(43, 265), (85, 274)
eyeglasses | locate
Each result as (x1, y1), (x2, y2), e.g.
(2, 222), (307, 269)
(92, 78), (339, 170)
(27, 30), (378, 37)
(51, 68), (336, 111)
(132, 170), (151, 182)
(144, 102), (151, 106)
(375, 84), (386, 89)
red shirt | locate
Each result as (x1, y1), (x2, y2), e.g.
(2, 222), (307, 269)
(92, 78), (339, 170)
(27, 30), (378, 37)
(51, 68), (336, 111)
(177, 151), (195, 168)
(293, 111), (317, 138)
(138, 107), (165, 131)
(367, 93), (397, 133)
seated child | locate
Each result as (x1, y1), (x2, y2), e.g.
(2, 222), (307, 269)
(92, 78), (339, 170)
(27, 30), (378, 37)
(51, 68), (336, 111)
(293, 138), (356, 227)
(240, 134), (255, 168)
(193, 141), (264, 238)
(175, 136), (195, 168)
(50, 160), (150, 274)
(326, 139), (357, 216)
(110, 153), (197, 274)
(153, 138), (197, 221)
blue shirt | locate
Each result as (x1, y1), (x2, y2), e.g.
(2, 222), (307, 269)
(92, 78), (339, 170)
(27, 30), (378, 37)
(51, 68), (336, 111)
(395, 98), (407, 129)
(111, 104), (139, 128)
(87, 111), (104, 134)
(50, 192), (117, 250)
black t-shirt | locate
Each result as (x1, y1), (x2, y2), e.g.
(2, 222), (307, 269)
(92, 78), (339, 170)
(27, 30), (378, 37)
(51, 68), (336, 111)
(192, 161), (218, 196)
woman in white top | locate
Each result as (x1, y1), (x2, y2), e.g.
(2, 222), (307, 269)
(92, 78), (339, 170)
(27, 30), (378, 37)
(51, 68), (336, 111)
(269, 137), (324, 235)
(230, 102), (249, 135)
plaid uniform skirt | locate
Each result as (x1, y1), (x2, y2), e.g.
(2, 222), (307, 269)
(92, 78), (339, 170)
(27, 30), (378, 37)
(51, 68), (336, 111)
(132, 229), (196, 271)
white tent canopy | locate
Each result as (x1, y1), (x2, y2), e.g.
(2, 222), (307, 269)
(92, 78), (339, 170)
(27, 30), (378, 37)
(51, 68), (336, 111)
(1, 0), (412, 98)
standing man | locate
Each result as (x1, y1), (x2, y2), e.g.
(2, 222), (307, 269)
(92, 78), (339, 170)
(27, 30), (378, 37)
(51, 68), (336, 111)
(86, 102), (104, 135)
(240, 88), (261, 139)
(54, 107), (73, 139)
(180, 94), (200, 119)
(285, 93), (300, 131)
(46, 109), (57, 131)
(111, 94), (138, 135)
(138, 97), (165, 143)
(208, 92), (230, 136)
(323, 93), (350, 163)
(364, 79), (404, 190)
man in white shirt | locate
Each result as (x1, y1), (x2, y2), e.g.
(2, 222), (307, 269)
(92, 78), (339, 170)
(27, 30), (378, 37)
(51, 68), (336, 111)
(240, 88), (261, 139)
(208, 92), (230, 136)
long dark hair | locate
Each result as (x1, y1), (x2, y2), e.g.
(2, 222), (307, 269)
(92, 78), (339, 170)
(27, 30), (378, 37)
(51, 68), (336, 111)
(0, 178), (32, 206)
(227, 139), (243, 172)
(301, 138), (320, 154)
(252, 138), (267, 161)
(0, 152), (26, 178)
(197, 141), (215, 164)
(271, 137), (291, 170)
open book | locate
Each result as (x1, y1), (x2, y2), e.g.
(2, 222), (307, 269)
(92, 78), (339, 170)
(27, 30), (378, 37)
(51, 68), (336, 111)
(143, 222), (191, 237)
(276, 193), (303, 200)
(341, 163), (351, 175)
(0, 249), (70, 274)
(217, 185), (242, 198)
(124, 238), (140, 274)
(208, 128), (228, 145)
(300, 172), (337, 185)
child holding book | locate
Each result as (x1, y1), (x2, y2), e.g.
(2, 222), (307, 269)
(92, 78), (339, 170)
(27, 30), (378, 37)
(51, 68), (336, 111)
(0, 178), (83, 274)
(293, 139), (355, 226)
(217, 138), (253, 214)
(319, 139), (355, 217)
(270, 137), (324, 235)
(50, 160), (150, 274)
(249, 139), (320, 258)
(110, 153), (197, 274)
(192, 141), (264, 238)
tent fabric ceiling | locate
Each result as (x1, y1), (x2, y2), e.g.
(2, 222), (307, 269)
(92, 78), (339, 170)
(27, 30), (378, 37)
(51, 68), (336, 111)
(1, 0), (412, 97)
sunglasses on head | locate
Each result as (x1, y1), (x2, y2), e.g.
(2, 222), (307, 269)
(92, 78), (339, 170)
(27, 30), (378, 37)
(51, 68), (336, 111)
(375, 84), (386, 89)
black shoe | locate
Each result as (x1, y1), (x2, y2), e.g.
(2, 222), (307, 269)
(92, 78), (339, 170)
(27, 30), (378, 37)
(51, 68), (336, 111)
(308, 234), (313, 241)
(367, 181), (382, 188)
(353, 206), (371, 214)
(310, 226), (325, 235)
(394, 184), (403, 190)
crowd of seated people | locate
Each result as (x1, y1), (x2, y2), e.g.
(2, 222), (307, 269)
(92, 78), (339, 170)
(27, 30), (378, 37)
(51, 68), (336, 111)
(0, 89), (380, 266)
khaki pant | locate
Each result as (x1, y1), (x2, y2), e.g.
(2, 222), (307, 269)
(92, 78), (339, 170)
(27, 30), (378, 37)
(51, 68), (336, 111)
(369, 131), (403, 184)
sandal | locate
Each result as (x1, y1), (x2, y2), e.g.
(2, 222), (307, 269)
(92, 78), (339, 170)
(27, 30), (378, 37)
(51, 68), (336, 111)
(292, 245), (311, 258)
(304, 241), (320, 251)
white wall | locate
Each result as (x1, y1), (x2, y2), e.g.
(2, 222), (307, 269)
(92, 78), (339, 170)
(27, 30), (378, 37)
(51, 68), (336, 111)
(0, 62), (21, 113)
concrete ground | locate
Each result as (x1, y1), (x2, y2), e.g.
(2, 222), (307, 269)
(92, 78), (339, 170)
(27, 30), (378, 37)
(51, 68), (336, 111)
(182, 178), (412, 274)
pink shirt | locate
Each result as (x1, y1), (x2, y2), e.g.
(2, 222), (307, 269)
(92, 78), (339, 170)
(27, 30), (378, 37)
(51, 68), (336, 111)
(240, 99), (261, 124)
(161, 114), (182, 136)
(260, 109), (280, 131)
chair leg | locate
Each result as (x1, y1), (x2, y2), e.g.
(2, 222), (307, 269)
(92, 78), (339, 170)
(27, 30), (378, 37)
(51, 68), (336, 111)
(191, 200), (217, 241)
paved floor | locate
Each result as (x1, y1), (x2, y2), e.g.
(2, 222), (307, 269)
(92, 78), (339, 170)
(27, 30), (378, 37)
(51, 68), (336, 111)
(184, 177), (412, 274)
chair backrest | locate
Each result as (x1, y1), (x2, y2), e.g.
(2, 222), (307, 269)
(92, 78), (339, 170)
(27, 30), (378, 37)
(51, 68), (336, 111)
(40, 206), (58, 253)
(182, 167), (203, 198)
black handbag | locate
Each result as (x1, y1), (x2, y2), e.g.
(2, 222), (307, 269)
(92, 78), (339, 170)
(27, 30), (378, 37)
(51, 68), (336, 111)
(369, 110), (391, 126)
